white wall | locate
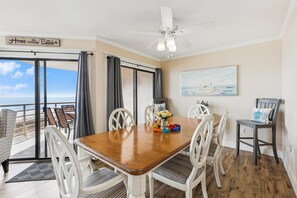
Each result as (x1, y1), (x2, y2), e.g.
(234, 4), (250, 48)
(282, 4), (297, 194)
(161, 40), (283, 156)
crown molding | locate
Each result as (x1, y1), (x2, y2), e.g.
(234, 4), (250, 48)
(95, 36), (160, 62)
(161, 36), (281, 61)
(0, 31), (96, 40)
(280, 0), (297, 37)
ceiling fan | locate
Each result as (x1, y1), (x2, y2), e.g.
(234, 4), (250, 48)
(127, 6), (215, 54)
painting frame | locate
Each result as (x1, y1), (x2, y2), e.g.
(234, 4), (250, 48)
(180, 65), (238, 96)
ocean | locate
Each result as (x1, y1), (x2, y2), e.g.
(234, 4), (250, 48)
(0, 97), (75, 111)
(181, 85), (237, 96)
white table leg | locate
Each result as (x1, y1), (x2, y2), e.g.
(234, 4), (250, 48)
(128, 174), (146, 198)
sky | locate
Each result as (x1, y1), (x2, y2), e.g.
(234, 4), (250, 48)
(0, 60), (77, 98)
(181, 65), (237, 88)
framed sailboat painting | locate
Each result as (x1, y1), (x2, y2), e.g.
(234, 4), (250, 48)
(181, 65), (238, 96)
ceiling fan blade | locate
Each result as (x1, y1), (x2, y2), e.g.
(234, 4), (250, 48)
(180, 21), (215, 34)
(175, 37), (192, 48)
(126, 30), (160, 36)
(147, 39), (159, 49)
(161, 6), (173, 30)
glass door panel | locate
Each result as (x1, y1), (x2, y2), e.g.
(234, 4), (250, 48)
(121, 67), (134, 117)
(0, 59), (36, 159)
(137, 71), (154, 124)
(42, 60), (78, 150)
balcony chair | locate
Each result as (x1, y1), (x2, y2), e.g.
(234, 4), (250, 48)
(144, 105), (155, 123)
(0, 109), (17, 173)
(108, 108), (135, 131)
(206, 110), (228, 188)
(148, 115), (214, 198)
(46, 108), (57, 126)
(54, 108), (72, 140)
(236, 98), (281, 165)
(45, 126), (128, 198)
(61, 104), (75, 122)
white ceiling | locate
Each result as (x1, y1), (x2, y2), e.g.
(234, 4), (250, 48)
(0, 0), (291, 60)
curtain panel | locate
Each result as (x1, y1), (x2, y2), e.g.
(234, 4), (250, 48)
(74, 51), (95, 140)
(106, 56), (124, 130)
(154, 68), (163, 98)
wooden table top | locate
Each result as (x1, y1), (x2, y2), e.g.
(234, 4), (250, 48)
(74, 115), (221, 175)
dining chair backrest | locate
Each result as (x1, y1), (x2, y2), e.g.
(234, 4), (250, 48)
(256, 98), (281, 124)
(109, 108), (135, 131)
(61, 105), (75, 112)
(187, 104), (211, 119)
(0, 109), (17, 169)
(45, 126), (82, 198)
(189, 115), (214, 169)
(46, 108), (57, 126)
(54, 108), (69, 129)
(144, 105), (155, 123)
(217, 111), (228, 146)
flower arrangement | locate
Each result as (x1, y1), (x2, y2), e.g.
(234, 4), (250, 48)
(157, 110), (172, 120)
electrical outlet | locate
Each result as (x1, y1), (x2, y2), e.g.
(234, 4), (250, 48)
(288, 145), (293, 152)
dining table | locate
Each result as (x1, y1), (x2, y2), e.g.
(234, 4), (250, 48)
(74, 115), (221, 198)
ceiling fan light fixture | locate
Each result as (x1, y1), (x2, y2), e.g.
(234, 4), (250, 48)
(157, 38), (165, 51)
(166, 37), (175, 48)
(169, 45), (176, 52)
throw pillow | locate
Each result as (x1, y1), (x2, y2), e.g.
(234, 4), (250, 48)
(251, 108), (273, 123)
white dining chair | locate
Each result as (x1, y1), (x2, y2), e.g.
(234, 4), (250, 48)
(207, 110), (228, 188)
(181, 104), (211, 156)
(109, 108), (135, 131)
(148, 115), (214, 198)
(145, 105), (155, 123)
(187, 104), (211, 119)
(45, 126), (128, 198)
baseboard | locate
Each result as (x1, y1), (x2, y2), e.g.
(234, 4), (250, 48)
(283, 158), (297, 196)
(223, 143), (283, 159)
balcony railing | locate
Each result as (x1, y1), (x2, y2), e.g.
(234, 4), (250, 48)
(0, 102), (75, 138)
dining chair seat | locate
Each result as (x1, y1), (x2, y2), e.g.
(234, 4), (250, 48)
(153, 154), (205, 185)
(82, 167), (127, 198)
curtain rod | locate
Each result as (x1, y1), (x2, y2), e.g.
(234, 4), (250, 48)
(0, 49), (94, 56)
(107, 55), (157, 70)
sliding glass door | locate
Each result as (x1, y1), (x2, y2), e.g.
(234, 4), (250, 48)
(0, 57), (78, 161)
(121, 66), (154, 124)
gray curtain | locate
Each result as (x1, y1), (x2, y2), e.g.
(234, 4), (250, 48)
(154, 68), (163, 98)
(74, 51), (95, 140)
(106, 56), (124, 129)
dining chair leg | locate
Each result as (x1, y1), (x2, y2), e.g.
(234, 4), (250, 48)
(1, 159), (9, 173)
(272, 125), (279, 163)
(213, 157), (222, 188)
(258, 145), (261, 155)
(67, 128), (71, 140)
(201, 172), (208, 198)
(219, 156), (225, 176)
(253, 127), (258, 165)
(236, 122), (240, 156)
(148, 175), (154, 198)
(185, 188), (192, 198)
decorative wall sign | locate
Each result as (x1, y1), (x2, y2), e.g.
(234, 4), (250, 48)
(5, 36), (61, 47)
(181, 65), (238, 96)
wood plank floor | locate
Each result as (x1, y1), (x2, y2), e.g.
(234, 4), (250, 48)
(0, 147), (295, 198)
